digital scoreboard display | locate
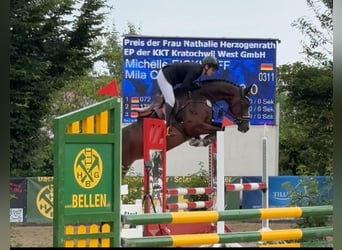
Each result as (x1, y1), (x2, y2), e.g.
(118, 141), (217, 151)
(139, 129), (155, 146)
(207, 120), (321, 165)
(122, 36), (278, 125)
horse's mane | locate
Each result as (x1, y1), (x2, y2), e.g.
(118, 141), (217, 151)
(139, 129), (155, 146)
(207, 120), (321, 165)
(198, 78), (241, 88)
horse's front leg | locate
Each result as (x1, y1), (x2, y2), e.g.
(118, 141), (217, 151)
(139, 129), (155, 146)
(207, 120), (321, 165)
(191, 123), (221, 137)
(187, 123), (221, 147)
(188, 133), (217, 147)
(202, 133), (217, 146)
(189, 136), (204, 147)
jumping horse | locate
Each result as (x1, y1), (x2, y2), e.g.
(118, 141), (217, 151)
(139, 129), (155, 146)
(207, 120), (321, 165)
(122, 79), (252, 176)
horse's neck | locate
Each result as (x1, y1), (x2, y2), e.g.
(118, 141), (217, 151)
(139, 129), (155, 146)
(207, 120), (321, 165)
(197, 83), (238, 103)
(175, 82), (239, 105)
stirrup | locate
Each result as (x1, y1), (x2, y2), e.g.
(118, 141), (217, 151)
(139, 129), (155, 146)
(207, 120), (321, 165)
(166, 126), (172, 136)
(166, 124), (177, 136)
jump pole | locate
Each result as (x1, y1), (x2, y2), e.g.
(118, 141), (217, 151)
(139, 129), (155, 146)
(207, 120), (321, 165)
(261, 132), (270, 230)
(121, 206), (333, 247)
(215, 131), (225, 234)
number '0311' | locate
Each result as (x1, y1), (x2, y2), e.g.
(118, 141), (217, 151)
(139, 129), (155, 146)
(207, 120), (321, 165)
(258, 72), (275, 82)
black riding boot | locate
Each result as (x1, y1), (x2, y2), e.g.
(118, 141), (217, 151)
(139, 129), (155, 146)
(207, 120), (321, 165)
(164, 103), (173, 126)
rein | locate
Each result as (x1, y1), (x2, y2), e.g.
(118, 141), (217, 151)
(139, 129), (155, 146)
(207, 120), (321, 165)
(225, 87), (251, 123)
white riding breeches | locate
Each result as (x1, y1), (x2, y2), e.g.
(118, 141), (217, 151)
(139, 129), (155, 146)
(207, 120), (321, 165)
(157, 70), (175, 107)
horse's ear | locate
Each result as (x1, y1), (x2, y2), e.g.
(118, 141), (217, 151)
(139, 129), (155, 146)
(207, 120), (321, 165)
(244, 85), (252, 96)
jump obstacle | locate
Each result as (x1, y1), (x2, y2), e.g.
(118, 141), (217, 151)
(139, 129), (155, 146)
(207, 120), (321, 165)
(53, 98), (333, 247)
(53, 98), (122, 247)
(121, 206), (333, 247)
(141, 118), (225, 236)
(140, 118), (268, 238)
(134, 118), (332, 247)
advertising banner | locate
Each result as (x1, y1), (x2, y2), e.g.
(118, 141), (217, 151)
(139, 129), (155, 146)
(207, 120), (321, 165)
(166, 176), (242, 210)
(63, 145), (114, 215)
(268, 176), (296, 207)
(122, 35), (278, 125)
(123, 176), (241, 210)
(268, 176), (333, 207)
(10, 178), (27, 223)
(241, 176), (263, 209)
(223, 176), (241, 210)
(241, 176), (333, 209)
(11, 175), (332, 222)
(26, 177), (54, 223)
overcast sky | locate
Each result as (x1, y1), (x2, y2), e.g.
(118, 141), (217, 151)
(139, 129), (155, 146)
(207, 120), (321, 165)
(107, 0), (320, 66)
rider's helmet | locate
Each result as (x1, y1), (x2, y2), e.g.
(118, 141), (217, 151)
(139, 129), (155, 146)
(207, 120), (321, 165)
(202, 56), (219, 70)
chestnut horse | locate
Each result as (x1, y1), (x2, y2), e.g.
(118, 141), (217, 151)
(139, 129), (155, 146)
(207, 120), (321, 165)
(122, 79), (252, 176)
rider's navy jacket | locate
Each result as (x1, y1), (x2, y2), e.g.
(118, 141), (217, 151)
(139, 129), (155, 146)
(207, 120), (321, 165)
(162, 62), (203, 89)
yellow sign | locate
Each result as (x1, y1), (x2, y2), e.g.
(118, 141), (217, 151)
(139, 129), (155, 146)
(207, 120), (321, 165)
(36, 184), (54, 219)
(70, 193), (107, 208)
(74, 148), (103, 189)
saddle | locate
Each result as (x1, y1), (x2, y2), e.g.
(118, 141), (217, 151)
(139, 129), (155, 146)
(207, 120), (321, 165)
(132, 95), (184, 122)
(131, 95), (164, 118)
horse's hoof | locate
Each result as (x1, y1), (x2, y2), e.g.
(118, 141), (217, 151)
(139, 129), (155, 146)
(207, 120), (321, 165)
(202, 138), (214, 147)
(189, 138), (203, 147)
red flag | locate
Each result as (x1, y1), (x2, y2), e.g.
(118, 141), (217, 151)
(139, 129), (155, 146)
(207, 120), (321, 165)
(97, 80), (119, 97)
(222, 116), (234, 128)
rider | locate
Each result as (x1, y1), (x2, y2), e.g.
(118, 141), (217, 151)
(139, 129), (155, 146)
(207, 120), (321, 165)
(156, 56), (219, 130)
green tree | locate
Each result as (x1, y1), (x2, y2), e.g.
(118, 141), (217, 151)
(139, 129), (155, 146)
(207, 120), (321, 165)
(277, 63), (333, 175)
(94, 26), (123, 78)
(36, 22), (141, 176)
(93, 21), (141, 78)
(10, 0), (109, 176)
(291, 0), (333, 66)
(276, 0), (333, 175)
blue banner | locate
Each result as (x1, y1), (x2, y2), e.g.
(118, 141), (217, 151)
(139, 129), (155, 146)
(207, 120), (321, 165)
(241, 176), (263, 209)
(240, 176), (333, 209)
(269, 176), (333, 207)
(122, 36), (277, 125)
(268, 176), (297, 207)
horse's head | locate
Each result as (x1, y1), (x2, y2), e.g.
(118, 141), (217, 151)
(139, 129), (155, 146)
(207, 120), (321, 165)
(229, 85), (252, 133)
(181, 80), (252, 134)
